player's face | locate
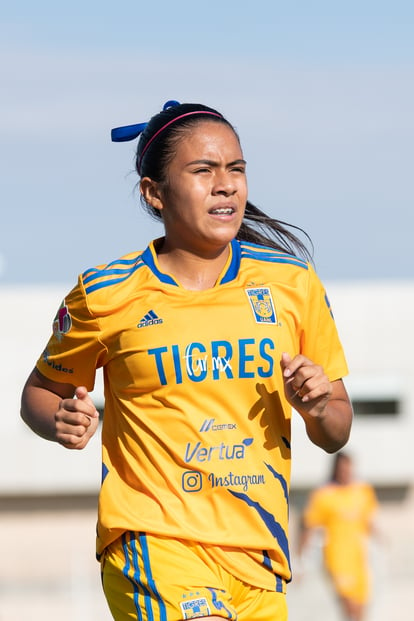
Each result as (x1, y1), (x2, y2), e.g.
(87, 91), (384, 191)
(155, 121), (248, 255)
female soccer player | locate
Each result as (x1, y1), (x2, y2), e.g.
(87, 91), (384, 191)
(298, 452), (378, 621)
(21, 100), (353, 621)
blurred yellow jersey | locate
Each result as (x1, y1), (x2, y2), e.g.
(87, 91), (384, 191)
(303, 482), (377, 602)
(36, 238), (348, 589)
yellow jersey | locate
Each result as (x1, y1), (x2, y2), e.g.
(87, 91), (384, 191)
(36, 238), (348, 589)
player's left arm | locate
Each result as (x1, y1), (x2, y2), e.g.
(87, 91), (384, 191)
(281, 352), (353, 453)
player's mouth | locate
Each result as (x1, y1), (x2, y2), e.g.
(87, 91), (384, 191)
(209, 205), (236, 216)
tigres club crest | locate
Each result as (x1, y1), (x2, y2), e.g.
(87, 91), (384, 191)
(245, 287), (277, 324)
(180, 597), (211, 619)
(52, 300), (72, 341)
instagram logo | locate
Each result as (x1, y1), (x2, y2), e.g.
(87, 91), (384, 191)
(182, 470), (202, 492)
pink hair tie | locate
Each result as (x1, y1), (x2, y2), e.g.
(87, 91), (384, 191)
(137, 110), (222, 175)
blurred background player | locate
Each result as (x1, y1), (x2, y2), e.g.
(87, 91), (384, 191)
(298, 452), (378, 621)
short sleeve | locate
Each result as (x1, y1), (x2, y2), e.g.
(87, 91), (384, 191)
(300, 265), (348, 382)
(36, 276), (107, 390)
(303, 489), (328, 528)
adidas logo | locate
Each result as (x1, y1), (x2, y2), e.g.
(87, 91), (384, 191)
(137, 310), (163, 328)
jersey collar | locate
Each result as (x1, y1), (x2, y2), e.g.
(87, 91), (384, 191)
(141, 238), (242, 287)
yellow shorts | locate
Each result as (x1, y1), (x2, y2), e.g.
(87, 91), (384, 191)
(329, 567), (370, 605)
(325, 547), (371, 604)
(101, 532), (288, 621)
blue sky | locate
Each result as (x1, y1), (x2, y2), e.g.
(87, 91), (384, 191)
(1, 1), (413, 283)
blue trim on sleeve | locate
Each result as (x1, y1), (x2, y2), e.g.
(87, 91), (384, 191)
(83, 255), (145, 294)
(239, 241), (308, 269)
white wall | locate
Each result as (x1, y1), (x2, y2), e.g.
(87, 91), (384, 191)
(291, 280), (414, 487)
(1, 285), (103, 494)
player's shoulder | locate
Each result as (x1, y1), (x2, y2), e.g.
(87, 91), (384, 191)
(354, 481), (376, 495)
(237, 240), (315, 292)
(313, 482), (338, 499)
(238, 240), (309, 271)
(80, 249), (146, 298)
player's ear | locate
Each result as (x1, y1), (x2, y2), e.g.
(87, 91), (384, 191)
(140, 177), (164, 212)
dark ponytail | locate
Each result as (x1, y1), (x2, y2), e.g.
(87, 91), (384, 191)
(238, 202), (313, 261)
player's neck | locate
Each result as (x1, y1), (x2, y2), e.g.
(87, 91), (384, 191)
(156, 241), (230, 291)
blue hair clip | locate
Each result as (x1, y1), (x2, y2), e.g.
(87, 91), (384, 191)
(111, 100), (181, 142)
(111, 122), (147, 142)
(163, 100), (180, 109)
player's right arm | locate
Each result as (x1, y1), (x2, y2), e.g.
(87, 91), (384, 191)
(21, 368), (99, 450)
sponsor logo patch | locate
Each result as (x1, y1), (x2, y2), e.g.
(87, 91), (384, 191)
(137, 310), (163, 328)
(182, 470), (202, 492)
(52, 300), (72, 341)
(199, 418), (237, 432)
